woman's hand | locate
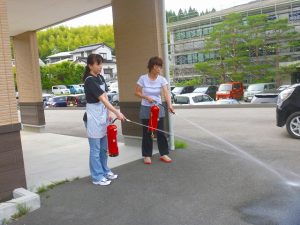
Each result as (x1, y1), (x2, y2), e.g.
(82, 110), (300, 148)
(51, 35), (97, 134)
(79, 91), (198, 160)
(115, 111), (126, 121)
(145, 96), (154, 103)
(169, 105), (175, 114)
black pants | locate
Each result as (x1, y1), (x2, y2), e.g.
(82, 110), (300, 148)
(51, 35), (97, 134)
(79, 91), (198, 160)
(141, 118), (169, 157)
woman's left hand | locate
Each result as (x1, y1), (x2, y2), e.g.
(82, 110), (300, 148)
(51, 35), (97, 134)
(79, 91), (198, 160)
(169, 105), (175, 114)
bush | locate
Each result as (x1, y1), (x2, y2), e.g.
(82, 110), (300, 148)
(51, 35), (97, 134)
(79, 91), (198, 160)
(175, 140), (188, 149)
(40, 62), (84, 90)
(175, 78), (202, 87)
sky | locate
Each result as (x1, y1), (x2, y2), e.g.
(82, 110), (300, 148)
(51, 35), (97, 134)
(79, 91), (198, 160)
(58, 0), (253, 27)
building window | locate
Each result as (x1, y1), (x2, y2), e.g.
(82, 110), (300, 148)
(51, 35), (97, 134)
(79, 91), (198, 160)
(176, 55), (188, 65)
(203, 27), (210, 36)
(196, 28), (202, 37)
(289, 10), (300, 22)
(198, 53), (205, 62)
(100, 53), (107, 59)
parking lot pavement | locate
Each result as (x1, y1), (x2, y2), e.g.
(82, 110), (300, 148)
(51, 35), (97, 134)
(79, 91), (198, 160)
(15, 107), (300, 225)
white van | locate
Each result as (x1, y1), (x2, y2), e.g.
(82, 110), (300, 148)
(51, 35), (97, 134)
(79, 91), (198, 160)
(52, 85), (70, 95)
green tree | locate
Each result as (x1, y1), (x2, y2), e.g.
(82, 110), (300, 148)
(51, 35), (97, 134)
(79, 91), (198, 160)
(195, 13), (299, 84)
(37, 25), (115, 60)
(266, 18), (299, 85)
(244, 14), (271, 82)
(195, 13), (248, 82)
(40, 62), (84, 90)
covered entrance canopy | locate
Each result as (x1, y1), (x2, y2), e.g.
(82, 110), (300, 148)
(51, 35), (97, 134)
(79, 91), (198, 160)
(0, 0), (171, 201)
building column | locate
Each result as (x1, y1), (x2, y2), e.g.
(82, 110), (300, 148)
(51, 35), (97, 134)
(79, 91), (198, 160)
(12, 31), (45, 128)
(112, 0), (170, 138)
(0, 0), (26, 202)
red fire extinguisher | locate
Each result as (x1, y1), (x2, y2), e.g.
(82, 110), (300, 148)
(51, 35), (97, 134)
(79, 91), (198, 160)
(148, 105), (160, 139)
(107, 118), (119, 157)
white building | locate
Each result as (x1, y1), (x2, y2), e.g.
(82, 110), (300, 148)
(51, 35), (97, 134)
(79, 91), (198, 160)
(45, 51), (72, 64)
(45, 43), (117, 80)
(71, 43), (113, 61)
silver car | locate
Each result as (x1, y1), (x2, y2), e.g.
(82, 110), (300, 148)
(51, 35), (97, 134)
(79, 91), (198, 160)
(244, 83), (276, 102)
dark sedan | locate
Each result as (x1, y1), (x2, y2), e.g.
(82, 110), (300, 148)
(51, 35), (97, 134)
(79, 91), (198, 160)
(193, 85), (218, 100)
(46, 96), (68, 107)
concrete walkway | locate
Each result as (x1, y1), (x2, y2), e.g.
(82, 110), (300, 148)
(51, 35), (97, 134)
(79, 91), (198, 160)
(21, 131), (149, 191)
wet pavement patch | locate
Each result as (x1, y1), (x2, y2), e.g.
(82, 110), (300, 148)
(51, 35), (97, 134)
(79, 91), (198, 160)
(239, 189), (300, 225)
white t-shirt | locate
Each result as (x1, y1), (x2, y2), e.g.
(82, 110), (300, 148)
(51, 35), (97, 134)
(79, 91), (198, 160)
(137, 74), (168, 106)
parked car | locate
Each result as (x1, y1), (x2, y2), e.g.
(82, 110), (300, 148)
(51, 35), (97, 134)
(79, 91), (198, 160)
(251, 92), (279, 104)
(109, 82), (118, 93)
(42, 93), (54, 108)
(244, 83), (276, 102)
(46, 96), (68, 107)
(107, 92), (119, 106)
(216, 82), (243, 100)
(79, 84), (84, 89)
(67, 85), (84, 94)
(174, 93), (215, 105)
(67, 94), (86, 107)
(277, 85), (290, 92)
(52, 85), (70, 95)
(216, 99), (240, 104)
(170, 85), (176, 91)
(172, 86), (195, 96)
(276, 84), (300, 139)
(193, 85), (218, 100)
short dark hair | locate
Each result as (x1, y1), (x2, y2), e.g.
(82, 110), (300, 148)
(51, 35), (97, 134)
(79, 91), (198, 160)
(147, 56), (163, 72)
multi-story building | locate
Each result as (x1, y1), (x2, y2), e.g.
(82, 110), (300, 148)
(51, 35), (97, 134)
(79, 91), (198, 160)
(168, 0), (300, 84)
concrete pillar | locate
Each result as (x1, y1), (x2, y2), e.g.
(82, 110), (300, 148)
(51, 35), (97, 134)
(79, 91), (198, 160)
(0, 0), (26, 202)
(12, 31), (45, 128)
(112, 0), (170, 138)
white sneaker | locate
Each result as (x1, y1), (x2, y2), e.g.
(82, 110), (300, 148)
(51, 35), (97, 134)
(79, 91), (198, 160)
(106, 172), (118, 180)
(92, 178), (111, 186)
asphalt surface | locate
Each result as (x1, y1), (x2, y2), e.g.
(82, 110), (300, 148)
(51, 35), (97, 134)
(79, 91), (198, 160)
(11, 107), (300, 225)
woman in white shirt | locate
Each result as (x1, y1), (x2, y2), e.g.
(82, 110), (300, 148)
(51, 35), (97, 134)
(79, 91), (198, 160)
(135, 56), (175, 164)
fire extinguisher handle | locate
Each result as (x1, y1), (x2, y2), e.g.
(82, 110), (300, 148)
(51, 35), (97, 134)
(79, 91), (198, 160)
(111, 118), (118, 124)
(153, 100), (175, 115)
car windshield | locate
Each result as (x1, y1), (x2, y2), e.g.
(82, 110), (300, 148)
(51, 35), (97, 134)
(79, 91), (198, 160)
(218, 84), (232, 91)
(193, 87), (208, 93)
(58, 86), (67, 89)
(192, 95), (212, 103)
(277, 85), (289, 91)
(53, 97), (67, 102)
(175, 96), (189, 104)
(73, 85), (80, 88)
(172, 87), (184, 94)
(247, 84), (264, 91)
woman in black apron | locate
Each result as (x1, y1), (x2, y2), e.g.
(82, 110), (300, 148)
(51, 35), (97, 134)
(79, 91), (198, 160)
(83, 54), (125, 186)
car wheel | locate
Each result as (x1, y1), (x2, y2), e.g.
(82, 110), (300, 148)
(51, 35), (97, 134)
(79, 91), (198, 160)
(286, 112), (300, 139)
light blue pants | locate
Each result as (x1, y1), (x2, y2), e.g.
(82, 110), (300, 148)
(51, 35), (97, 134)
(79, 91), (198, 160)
(88, 136), (111, 182)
